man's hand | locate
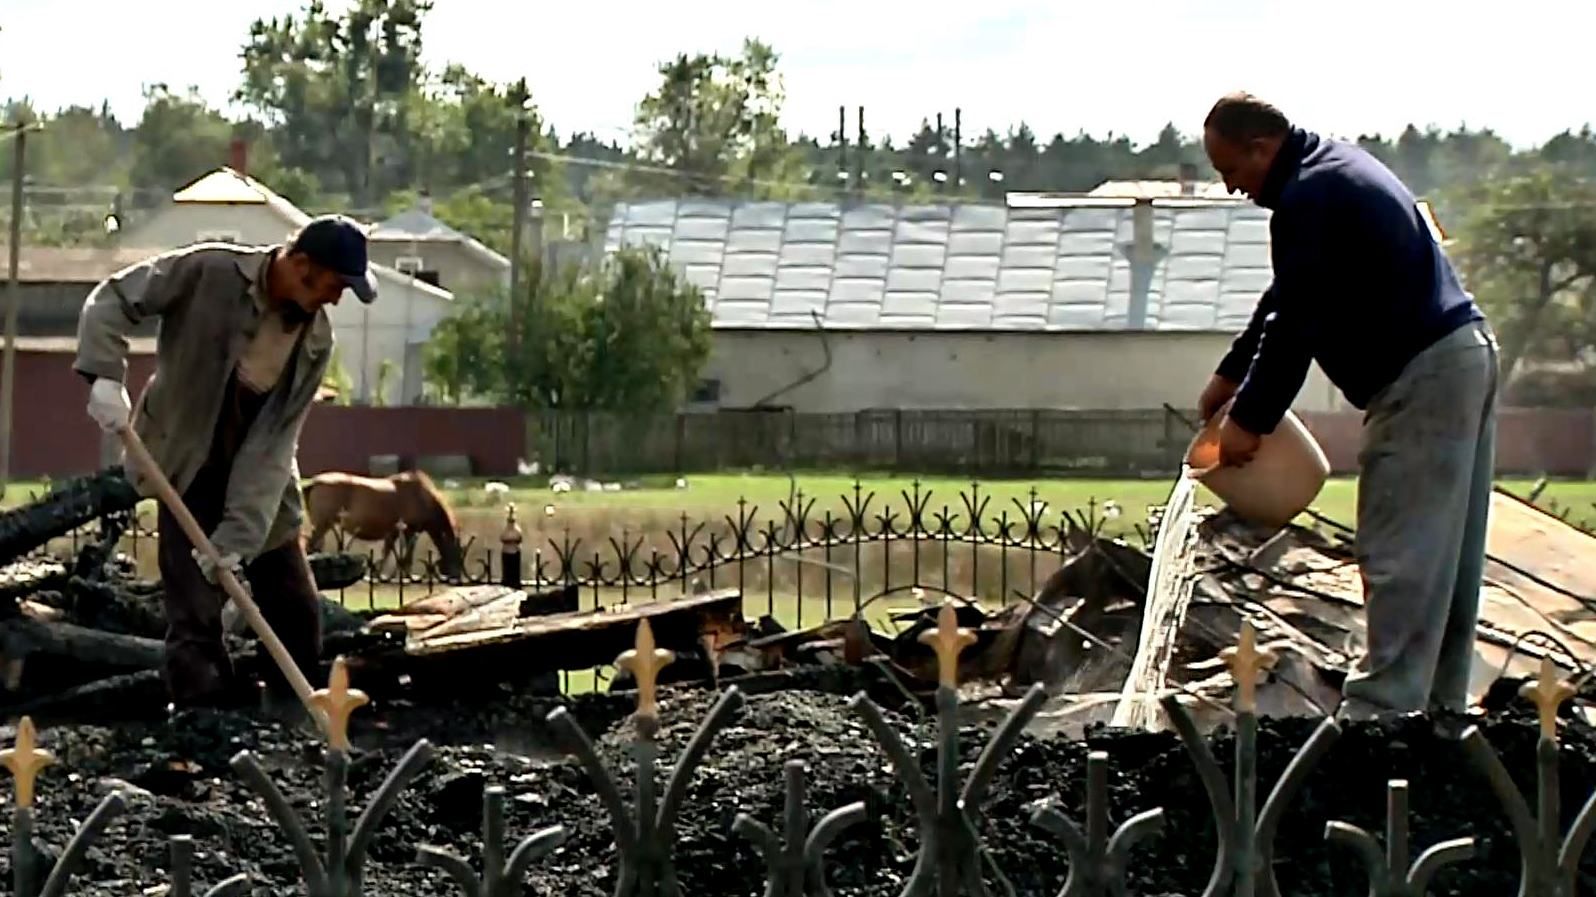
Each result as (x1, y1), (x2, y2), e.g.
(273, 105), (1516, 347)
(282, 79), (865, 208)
(1218, 415), (1262, 467)
(87, 378), (131, 433)
(1198, 374), (1240, 423)
(192, 547), (247, 589)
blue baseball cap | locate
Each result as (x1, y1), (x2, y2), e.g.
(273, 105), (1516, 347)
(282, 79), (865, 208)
(290, 214), (378, 303)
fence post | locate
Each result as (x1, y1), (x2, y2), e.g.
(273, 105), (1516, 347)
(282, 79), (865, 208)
(1030, 409), (1041, 472)
(500, 503), (523, 589)
(894, 409), (904, 471)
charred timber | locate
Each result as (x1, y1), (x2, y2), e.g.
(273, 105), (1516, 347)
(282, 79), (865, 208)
(0, 468), (140, 565)
(399, 589), (747, 680)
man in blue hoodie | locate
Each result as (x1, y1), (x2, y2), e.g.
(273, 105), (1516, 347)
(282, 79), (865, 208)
(1197, 92), (1499, 722)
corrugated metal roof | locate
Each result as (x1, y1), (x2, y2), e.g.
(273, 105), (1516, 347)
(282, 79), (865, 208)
(370, 208), (511, 270)
(0, 245), (165, 283)
(604, 198), (1274, 332)
(372, 209), (468, 242)
(15, 336), (157, 354)
(1086, 180), (1234, 199)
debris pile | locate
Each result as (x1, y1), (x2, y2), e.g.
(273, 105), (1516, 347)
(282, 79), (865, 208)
(2, 685), (1595, 896)
(8, 470), (1596, 745)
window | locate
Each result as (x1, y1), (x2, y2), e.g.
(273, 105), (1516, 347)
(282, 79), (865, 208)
(394, 255), (442, 287)
(690, 379), (722, 404)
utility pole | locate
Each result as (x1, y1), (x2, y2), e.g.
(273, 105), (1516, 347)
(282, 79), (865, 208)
(1, 122), (28, 494)
(837, 105), (848, 187)
(935, 113), (945, 193)
(953, 108), (963, 195)
(855, 106), (866, 199)
(509, 110), (529, 364)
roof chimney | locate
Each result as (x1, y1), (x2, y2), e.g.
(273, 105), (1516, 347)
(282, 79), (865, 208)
(229, 138), (248, 176)
(1132, 197), (1155, 253)
(1124, 198), (1165, 329)
(418, 190), (434, 215)
(1178, 162), (1198, 197)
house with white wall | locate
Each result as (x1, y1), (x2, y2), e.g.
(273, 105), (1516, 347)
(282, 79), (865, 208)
(602, 196), (1349, 414)
(366, 205), (510, 299)
(117, 167), (454, 405)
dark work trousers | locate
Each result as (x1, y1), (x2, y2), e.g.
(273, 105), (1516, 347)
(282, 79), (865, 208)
(155, 374), (322, 707)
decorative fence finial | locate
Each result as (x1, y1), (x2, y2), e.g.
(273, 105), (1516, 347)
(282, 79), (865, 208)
(1160, 617), (1340, 897)
(852, 598), (1050, 895)
(232, 656), (434, 897)
(309, 656), (370, 753)
(1220, 621), (1278, 715)
(1462, 653), (1596, 897)
(919, 601), (976, 689)
(2, 717), (53, 809)
(619, 619), (676, 724)
(1520, 656), (1575, 743)
(547, 620), (743, 896)
(5, 716), (127, 897)
(501, 503), (523, 549)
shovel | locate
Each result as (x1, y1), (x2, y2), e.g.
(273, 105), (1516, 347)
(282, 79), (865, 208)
(115, 424), (329, 734)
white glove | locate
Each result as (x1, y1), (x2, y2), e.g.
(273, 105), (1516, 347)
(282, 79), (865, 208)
(193, 547), (247, 588)
(87, 378), (131, 433)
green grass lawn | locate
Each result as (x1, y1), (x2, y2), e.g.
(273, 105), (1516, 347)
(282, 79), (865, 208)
(410, 471), (1596, 537)
(9, 470), (1596, 534)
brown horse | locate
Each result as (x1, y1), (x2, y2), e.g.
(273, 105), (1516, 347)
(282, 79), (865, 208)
(303, 470), (465, 579)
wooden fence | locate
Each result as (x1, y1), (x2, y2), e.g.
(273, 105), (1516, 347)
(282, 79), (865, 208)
(530, 406), (1596, 479)
(532, 408), (1216, 478)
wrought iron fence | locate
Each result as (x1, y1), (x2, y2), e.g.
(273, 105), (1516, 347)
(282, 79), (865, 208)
(31, 480), (1153, 624)
(3, 616), (1591, 897)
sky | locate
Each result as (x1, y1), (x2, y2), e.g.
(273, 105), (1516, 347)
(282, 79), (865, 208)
(3, 0), (1593, 151)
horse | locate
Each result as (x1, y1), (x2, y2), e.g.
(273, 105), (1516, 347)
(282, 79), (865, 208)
(302, 470), (465, 579)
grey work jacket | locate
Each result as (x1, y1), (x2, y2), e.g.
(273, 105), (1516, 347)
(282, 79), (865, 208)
(73, 242), (334, 562)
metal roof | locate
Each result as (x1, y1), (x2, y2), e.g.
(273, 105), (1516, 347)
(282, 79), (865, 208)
(370, 208), (511, 270)
(171, 167), (312, 227)
(0, 245), (166, 283)
(603, 198), (1274, 332)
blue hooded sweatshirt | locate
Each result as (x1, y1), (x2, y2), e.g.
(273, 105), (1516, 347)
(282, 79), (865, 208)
(1216, 127), (1484, 435)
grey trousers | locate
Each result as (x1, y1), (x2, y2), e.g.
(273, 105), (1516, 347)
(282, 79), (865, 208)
(1340, 320), (1499, 717)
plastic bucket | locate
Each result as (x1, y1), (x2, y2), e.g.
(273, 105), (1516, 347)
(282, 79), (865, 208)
(1185, 404), (1331, 530)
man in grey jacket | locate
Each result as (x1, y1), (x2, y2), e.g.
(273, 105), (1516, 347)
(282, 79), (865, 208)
(74, 215), (376, 708)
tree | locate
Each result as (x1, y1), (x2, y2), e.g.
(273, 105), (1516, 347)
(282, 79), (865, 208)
(1449, 165), (1596, 386)
(237, 0), (431, 207)
(424, 247), (712, 410)
(27, 103), (126, 188)
(129, 85), (234, 190)
(631, 39), (806, 199)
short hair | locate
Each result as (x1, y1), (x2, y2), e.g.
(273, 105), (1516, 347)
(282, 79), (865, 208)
(1204, 92), (1291, 143)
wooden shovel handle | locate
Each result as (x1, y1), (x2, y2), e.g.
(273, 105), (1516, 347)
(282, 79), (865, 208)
(116, 425), (328, 732)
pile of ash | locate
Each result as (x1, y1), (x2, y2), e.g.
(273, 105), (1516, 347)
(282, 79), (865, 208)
(2, 684), (1593, 896)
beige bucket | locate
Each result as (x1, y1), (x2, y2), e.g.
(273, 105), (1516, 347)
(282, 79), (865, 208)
(1185, 403), (1331, 530)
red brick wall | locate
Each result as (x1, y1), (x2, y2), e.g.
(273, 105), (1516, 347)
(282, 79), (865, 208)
(5, 350), (526, 480)
(1299, 408), (1594, 477)
(11, 350), (158, 479)
(296, 405), (527, 476)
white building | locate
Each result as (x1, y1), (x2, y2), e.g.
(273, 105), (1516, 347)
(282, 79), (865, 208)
(603, 196), (1348, 414)
(367, 206), (510, 298)
(117, 167), (454, 405)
